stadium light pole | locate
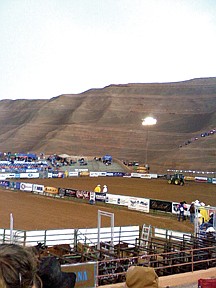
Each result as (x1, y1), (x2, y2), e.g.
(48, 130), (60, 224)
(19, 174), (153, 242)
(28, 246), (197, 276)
(142, 117), (157, 168)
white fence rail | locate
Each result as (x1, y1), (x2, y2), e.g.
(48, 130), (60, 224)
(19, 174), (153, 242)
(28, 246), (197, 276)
(0, 226), (140, 247)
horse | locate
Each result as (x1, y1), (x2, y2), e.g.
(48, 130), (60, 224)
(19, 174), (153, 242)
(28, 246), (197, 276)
(33, 242), (71, 259)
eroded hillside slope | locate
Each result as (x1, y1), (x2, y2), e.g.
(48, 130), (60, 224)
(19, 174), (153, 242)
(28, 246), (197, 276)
(0, 78), (215, 172)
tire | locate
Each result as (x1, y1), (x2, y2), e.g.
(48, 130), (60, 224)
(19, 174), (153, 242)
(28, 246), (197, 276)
(174, 179), (179, 185)
(168, 180), (172, 184)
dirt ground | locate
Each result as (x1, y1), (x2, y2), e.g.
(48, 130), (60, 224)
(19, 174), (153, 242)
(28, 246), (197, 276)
(0, 177), (215, 232)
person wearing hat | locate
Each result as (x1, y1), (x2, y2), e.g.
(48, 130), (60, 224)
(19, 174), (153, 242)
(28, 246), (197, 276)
(125, 266), (159, 288)
(189, 202), (195, 224)
(38, 256), (76, 288)
(102, 185), (108, 193)
(94, 184), (101, 193)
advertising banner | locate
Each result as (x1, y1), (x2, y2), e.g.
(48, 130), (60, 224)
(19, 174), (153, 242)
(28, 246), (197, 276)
(26, 169), (38, 173)
(33, 184), (44, 194)
(89, 172), (99, 177)
(8, 181), (20, 189)
(150, 199), (172, 213)
(111, 172), (125, 177)
(51, 171), (64, 178)
(19, 173), (40, 179)
(105, 172), (114, 177)
(195, 176), (208, 182)
(9, 181), (19, 189)
(95, 192), (106, 202)
(117, 195), (130, 206)
(140, 174), (151, 179)
(20, 182), (33, 192)
(80, 171), (90, 176)
(105, 194), (129, 206)
(60, 188), (77, 198)
(149, 173), (158, 179)
(89, 192), (95, 202)
(184, 176), (195, 181)
(131, 173), (141, 178)
(68, 171), (79, 177)
(0, 174), (7, 180)
(128, 197), (150, 213)
(0, 180), (10, 187)
(3, 173), (16, 179)
(96, 172), (106, 177)
(61, 262), (96, 288)
(76, 190), (90, 199)
(105, 194), (118, 205)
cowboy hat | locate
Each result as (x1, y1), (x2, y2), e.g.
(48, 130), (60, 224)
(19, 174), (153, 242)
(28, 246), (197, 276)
(125, 266), (159, 288)
(38, 256), (76, 288)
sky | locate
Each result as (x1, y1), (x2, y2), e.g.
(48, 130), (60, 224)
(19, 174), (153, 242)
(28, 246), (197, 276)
(0, 0), (216, 100)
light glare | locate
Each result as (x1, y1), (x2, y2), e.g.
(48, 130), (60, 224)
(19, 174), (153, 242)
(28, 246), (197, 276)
(142, 117), (157, 126)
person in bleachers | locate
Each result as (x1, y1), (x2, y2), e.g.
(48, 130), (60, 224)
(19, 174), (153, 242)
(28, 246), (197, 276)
(0, 243), (42, 288)
(124, 266), (159, 288)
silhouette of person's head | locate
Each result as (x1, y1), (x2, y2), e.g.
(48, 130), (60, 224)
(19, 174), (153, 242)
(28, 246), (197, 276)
(0, 243), (41, 288)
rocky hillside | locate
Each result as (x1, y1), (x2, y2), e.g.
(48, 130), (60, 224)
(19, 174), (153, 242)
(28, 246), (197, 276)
(0, 77), (215, 173)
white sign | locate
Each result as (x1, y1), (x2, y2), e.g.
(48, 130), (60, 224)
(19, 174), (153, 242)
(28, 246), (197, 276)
(33, 184), (44, 194)
(68, 171), (79, 177)
(128, 197), (150, 213)
(105, 194), (130, 206)
(20, 182), (33, 192)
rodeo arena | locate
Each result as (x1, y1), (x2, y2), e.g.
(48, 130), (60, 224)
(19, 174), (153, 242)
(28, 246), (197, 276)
(0, 152), (215, 288)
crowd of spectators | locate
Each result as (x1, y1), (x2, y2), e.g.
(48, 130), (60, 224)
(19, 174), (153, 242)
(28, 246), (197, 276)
(0, 152), (48, 173)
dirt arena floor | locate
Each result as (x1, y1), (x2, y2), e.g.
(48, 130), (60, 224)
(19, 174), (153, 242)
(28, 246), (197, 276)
(0, 177), (215, 233)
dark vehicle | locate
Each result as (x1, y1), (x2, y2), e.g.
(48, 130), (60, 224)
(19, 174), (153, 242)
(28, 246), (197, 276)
(167, 173), (184, 186)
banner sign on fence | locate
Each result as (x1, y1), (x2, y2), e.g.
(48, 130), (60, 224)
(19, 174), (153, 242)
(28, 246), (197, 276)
(105, 194), (129, 206)
(0, 174), (7, 180)
(112, 172), (126, 177)
(195, 176), (208, 182)
(0, 180), (10, 187)
(33, 184), (44, 194)
(59, 188), (77, 198)
(95, 192), (106, 202)
(51, 171), (64, 178)
(19, 173), (40, 179)
(68, 171), (79, 177)
(62, 262), (96, 288)
(128, 197), (150, 212)
(131, 173), (142, 178)
(106, 172), (114, 177)
(9, 181), (20, 189)
(20, 182), (33, 192)
(89, 172), (99, 177)
(75, 190), (90, 199)
(140, 174), (151, 179)
(150, 199), (172, 212)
